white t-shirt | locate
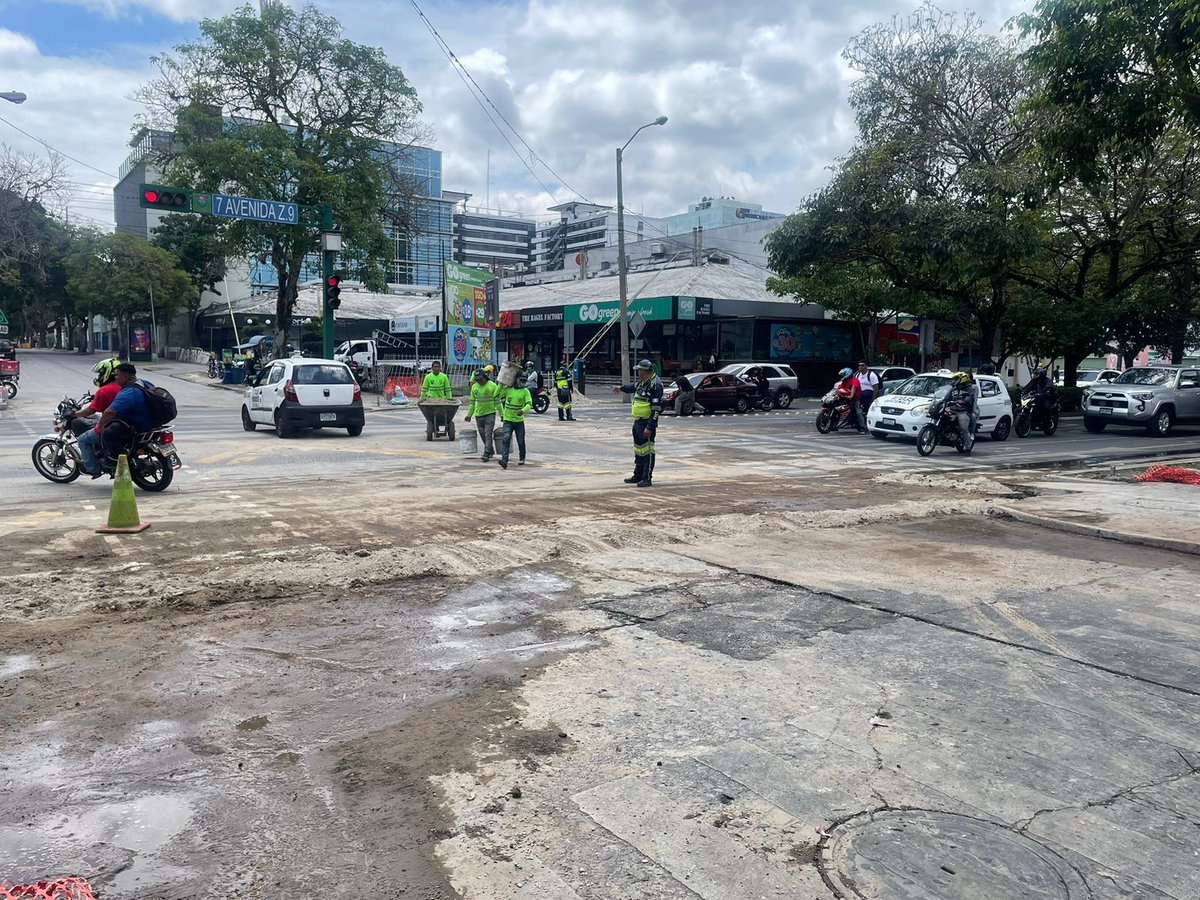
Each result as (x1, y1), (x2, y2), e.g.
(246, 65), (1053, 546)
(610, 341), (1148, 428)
(858, 370), (880, 393)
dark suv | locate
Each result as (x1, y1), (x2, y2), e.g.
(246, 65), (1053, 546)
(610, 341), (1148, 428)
(0, 340), (15, 360)
(1082, 366), (1200, 436)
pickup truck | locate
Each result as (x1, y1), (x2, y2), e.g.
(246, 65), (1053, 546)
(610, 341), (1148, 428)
(334, 338), (434, 390)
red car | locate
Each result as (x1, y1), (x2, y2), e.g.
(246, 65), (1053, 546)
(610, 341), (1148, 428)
(663, 372), (759, 415)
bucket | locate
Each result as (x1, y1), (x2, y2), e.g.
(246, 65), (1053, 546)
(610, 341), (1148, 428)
(498, 360), (522, 387)
(459, 430), (479, 455)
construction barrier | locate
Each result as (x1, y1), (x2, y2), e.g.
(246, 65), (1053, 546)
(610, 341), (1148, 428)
(1135, 465), (1200, 485)
(0, 878), (97, 900)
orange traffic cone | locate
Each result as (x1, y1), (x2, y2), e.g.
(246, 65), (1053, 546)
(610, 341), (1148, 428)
(96, 454), (150, 534)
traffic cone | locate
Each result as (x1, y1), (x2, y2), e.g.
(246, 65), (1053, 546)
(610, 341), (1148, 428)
(96, 454), (150, 534)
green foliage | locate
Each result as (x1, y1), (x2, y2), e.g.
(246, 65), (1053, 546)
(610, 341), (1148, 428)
(151, 214), (228, 334)
(137, 2), (424, 356)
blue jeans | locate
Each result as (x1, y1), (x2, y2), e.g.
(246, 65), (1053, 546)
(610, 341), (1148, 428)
(77, 428), (103, 474)
(501, 421), (526, 463)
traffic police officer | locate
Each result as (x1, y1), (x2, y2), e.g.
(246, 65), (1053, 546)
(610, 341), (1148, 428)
(555, 361), (575, 421)
(612, 358), (663, 487)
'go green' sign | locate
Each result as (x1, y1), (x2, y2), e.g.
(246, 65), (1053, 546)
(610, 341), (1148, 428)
(565, 296), (672, 324)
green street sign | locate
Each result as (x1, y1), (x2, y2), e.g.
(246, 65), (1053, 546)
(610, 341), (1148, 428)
(0, 308), (8, 335)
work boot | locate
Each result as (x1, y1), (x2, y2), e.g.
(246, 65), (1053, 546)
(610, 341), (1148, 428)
(624, 457), (644, 484)
(566, 411), (575, 421)
(638, 454), (655, 487)
(558, 409), (565, 421)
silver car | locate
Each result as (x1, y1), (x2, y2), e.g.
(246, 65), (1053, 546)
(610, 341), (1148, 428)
(1082, 366), (1200, 437)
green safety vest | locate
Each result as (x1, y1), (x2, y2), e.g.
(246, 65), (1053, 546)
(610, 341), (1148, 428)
(631, 377), (660, 419)
(468, 380), (499, 417)
(556, 370), (571, 390)
(421, 371), (452, 399)
(500, 387), (532, 423)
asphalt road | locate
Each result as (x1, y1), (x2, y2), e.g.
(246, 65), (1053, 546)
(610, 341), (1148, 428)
(3, 349), (1200, 506)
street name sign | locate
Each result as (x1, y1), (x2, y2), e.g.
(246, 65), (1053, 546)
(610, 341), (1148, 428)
(210, 193), (300, 225)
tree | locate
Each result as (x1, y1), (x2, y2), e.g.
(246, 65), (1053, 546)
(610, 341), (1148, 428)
(136, 2), (426, 358)
(66, 232), (193, 358)
(766, 6), (1047, 367)
(151, 214), (228, 341)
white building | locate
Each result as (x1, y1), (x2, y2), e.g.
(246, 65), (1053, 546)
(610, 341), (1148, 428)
(532, 202), (668, 273)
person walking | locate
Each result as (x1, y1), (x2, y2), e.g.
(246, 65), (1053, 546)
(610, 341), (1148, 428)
(612, 358), (663, 487)
(465, 369), (500, 462)
(856, 361), (880, 419)
(497, 372), (532, 469)
(673, 372), (695, 416)
(555, 361), (575, 421)
(420, 360), (452, 399)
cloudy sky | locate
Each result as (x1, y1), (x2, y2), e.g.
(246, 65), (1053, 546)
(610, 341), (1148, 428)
(1, 0), (1029, 230)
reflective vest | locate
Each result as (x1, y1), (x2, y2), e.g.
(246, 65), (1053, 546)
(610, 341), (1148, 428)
(468, 380), (500, 417)
(555, 369), (571, 390)
(500, 387), (532, 423)
(631, 376), (661, 419)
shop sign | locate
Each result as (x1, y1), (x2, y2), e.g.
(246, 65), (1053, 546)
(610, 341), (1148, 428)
(390, 316), (416, 333)
(566, 296), (672, 324)
(677, 296), (696, 320)
(769, 323), (852, 361)
(514, 307), (564, 325)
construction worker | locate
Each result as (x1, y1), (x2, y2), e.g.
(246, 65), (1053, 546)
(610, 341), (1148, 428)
(555, 360), (575, 421)
(612, 358), (663, 487)
(497, 373), (532, 469)
(420, 360), (452, 399)
(465, 369), (500, 462)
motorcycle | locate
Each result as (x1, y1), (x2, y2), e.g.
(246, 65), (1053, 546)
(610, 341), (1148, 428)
(815, 389), (857, 433)
(1015, 394), (1059, 438)
(916, 393), (973, 456)
(531, 386), (551, 414)
(31, 395), (181, 491)
(207, 357), (225, 379)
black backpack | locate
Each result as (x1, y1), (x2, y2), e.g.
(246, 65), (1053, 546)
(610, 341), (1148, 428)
(138, 381), (178, 427)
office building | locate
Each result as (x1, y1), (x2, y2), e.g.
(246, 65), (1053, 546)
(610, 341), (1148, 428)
(532, 202), (668, 273)
(664, 197), (785, 236)
(450, 196), (536, 275)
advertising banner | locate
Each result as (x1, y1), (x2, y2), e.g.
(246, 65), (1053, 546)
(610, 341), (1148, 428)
(444, 261), (499, 328)
(447, 325), (496, 367)
(129, 324), (153, 361)
(565, 296), (673, 325)
(769, 323), (852, 361)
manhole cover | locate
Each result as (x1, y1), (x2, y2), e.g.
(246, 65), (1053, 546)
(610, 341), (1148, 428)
(821, 809), (1090, 899)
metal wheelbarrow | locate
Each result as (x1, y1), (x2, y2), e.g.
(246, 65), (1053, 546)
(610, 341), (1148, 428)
(418, 398), (460, 441)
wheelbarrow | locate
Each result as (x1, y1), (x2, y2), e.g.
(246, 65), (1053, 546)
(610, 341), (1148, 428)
(418, 398), (460, 441)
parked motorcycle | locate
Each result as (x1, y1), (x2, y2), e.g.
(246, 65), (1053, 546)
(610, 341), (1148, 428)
(1015, 394), (1059, 438)
(207, 356), (225, 379)
(916, 392), (972, 456)
(815, 390), (857, 433)
(531, 386), (551, 414)
(31, 395), (181, 491)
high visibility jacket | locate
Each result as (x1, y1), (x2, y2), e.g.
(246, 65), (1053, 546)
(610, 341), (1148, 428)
(499, 387), (532, 423)
(555, 369), (572, 391)
(468, 380), (500, 417)
(421, 371), (452, 399)
(620, 375), (663, 420)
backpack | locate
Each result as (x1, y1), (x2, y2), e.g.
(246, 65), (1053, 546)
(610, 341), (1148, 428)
(138, 381), (178, 427)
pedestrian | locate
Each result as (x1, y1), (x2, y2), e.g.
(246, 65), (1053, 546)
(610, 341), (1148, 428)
(465, 369), (500, 462)
(707, 348), (718, 370)
(420, 360), (452, 399)
(497, 372), (532, 469)
(612, 358), (663, 487)
(856, 361), (880, 418)
(673, 372), (695, 416)
(555, 360), (575, 421)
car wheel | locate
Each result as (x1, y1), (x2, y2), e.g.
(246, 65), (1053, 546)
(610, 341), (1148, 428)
(346, 424), (363, 437)
(426, 423), (434, 441)
(241, 406), (256, 432)
(680, 399), (695, 416)
(1147, 407), (1174, 437)
(773, 389), (793, 409)
(1083, 416), (1107, 434)
(991, 416), (1011, 442)
(734, 396), (749, 414)
(275, 411), (293, 438)
(870, 430), (888, 440)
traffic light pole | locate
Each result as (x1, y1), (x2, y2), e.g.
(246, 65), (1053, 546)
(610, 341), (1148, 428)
(320, 214), (340, 359)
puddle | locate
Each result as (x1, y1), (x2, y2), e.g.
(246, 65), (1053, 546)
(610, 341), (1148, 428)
(0, 653), (36, 677)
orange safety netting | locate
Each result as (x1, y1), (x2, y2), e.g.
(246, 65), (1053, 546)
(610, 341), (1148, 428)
(0, 879), (96, 900)
(384, 375), (421, 401)
(1135, 465), (1200, 485)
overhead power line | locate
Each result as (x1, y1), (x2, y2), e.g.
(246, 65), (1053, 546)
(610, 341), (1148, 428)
(0, 113), (117, 180)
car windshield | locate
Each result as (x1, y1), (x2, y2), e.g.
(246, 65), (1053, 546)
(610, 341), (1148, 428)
(1113, 367), (1174, 386)
(687, 373), (707, 387)
(1075, 371), (1103, 383)
(892, 375), (949, 398)
(294, 364), (353, 385)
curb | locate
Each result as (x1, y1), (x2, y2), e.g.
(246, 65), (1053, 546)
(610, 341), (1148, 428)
(990, 505), (1200, 557)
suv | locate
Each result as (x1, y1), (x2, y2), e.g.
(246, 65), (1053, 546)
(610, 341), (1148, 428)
(718, 363), (798, 408)
(241, 358), (365, 438)
(1082, 366), (1200, 437)
(0, 339), (15, 360)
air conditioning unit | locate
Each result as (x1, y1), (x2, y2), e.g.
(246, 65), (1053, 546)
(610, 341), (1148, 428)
(650, 242), (665, 257)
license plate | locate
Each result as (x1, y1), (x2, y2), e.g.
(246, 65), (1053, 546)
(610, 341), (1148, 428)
(1100, 407), (1113, 415)
(883, 417), (896, 425)
(162, 446), (182, 468)
(320, 413), (337, 422)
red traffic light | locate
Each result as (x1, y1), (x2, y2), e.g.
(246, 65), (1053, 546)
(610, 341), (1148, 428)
(326, 274), (342, 311)
(144, 190), (159, 204)
(327, 275), (340, 288)
(139, 185), (190, 210)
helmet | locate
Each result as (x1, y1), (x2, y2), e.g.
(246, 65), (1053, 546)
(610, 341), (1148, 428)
(951, 371), (972, 386)
(636, 359), (653, 371)
(473, 369), (487, 380)
(525, 361), (535, 370)
(838, 367), (853, 378)
(516, 373), (528, 387)
(484, 364), (495, 374)
(1032, 366), (1047, 378)
(93, 357), (121, 386)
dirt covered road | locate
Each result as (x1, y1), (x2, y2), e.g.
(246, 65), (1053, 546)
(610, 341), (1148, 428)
(2, 465), (1199, 899)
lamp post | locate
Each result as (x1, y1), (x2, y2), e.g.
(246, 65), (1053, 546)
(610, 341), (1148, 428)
(615, 115), (668, 383)
(0, 92), (27, 104)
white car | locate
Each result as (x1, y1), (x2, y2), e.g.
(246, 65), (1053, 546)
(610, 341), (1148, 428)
(866, 371), (1013, 441)
(718, 363), (799, 408)
(241, 357), (365, 438)
(1072, 369), (1122, 386)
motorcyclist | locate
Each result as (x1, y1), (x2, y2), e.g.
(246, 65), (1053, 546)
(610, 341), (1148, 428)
(946, 371), (976, 452)
(835, 367), (865, 433)
(65, 357), (123, 479)
(1022, 366), (1057, 421)
(524, 360), (542, 394)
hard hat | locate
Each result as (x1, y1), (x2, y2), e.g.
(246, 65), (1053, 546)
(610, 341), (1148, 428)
(636, 359), (653, 370)
(484, 364), (495, 373)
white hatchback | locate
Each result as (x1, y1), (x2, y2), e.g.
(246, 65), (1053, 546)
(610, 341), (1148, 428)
(866, 372), (1013, 441)
(241, 358), (365, 438)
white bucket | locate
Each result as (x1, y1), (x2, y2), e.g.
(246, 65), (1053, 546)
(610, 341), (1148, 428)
(498, 360), (522, 387)
(459, 430), (479, 455)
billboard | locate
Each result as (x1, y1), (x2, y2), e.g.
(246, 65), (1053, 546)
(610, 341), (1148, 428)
(447, 325), (495, 367)
(129, 324), (153, 361)
(769, 323), (852, 361)
(444, 261), (497, 366)
(565, 296), (673, 325)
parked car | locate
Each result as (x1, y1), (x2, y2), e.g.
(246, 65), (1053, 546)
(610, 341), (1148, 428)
(866, 371), (1013, 441)
(1071, 369), (1121, 386)
(871, 365), (917, 396)
(663, 372), (759, 414)
(241, 357), (365, 438)
(1082, 366), (1200, 437)
(0, 339), (15, 360)
(718, 363), (798, 408)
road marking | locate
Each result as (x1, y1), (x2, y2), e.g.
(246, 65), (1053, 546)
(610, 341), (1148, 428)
(82, 504), (96, 511)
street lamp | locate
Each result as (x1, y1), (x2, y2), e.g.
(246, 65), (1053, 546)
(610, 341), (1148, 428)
(1, 92), (26, 104)
(615, 116), (668, 382)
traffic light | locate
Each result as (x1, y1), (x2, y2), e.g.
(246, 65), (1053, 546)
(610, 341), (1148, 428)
(326, 275), (342, 311)
(138, 184), (191, 211)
